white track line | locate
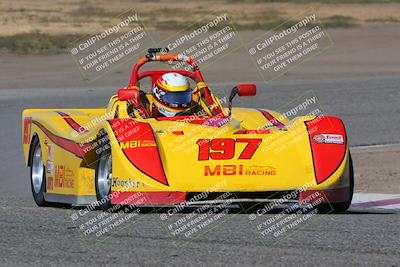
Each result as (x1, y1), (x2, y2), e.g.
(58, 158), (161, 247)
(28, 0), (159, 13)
(351, 193), (400, 210)
(350, 143), (400, 150)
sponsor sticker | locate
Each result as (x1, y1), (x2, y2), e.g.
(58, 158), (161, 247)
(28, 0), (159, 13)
(313, 134), (344, 144)
(55, 165), (74, 188)
(46, 144), (55, 175)
(47, 177), (54, 191)
(46, 160), (54, 175)
(120, 140), (156, 149)
(23, 117), (32, 144)
(204, 164), (277, 176)
(112, 177), (141, 188)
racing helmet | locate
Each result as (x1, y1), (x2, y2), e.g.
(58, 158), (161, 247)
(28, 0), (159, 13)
(152, 72), (192, 117)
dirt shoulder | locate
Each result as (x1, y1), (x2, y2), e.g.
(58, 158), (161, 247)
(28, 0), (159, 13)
(1, 1), (399, 36)
(351, 145), (400, 194)
(1, 25), (399, 90)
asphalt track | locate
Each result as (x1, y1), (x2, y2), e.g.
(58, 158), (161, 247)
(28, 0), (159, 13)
(0, 77), (399, 266)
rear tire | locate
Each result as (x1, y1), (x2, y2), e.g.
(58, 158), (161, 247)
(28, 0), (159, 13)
(317, 153), (354, 213)
(95, 145), (112, 211)
(30, 137), (50, 207)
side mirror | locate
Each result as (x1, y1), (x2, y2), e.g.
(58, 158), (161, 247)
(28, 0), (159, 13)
(237, 84), (257, 97)
(228, 84), (256, 117)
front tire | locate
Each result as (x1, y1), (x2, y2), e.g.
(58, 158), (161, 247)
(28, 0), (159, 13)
(30, 137), (49, 207)
(95, 146), (112, 211)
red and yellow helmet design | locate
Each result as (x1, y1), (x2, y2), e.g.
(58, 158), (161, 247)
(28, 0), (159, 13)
(152, 72), (192, 117)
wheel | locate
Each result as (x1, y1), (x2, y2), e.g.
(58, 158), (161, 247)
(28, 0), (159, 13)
(30, 137), (50, 206)
(95, 146), (112, 211)
(330, 152), (354, 212)
(317, 152), (354, 213)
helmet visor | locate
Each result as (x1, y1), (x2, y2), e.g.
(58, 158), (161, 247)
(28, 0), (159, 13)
(158, 90), (192, 108)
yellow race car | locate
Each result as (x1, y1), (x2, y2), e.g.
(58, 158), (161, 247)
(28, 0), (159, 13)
(22, 48), (353, 213)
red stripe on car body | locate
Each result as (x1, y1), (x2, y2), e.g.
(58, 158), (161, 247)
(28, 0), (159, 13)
(111, 192), (186, 205)
(32, 121), (90, 158)
(259, 110), (286, 129)
(108, 119), (168, 186)
(56, 111), (88, 133)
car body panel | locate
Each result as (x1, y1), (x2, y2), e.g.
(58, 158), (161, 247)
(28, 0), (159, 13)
(22, 103), (349, 205)
(22, 51), (351, 207)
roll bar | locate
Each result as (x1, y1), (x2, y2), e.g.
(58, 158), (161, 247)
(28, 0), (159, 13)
(128, 48), (205, 87)
(126, 48), (223, 116)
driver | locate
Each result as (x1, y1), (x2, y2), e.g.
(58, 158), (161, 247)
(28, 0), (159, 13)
(150, 72), (196, 117)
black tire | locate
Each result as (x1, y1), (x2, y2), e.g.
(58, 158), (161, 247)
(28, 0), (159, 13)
(240, 202), (263, 214)
(95, 144), (112, 211)
(29, 137), (50, 207)
(317, 153), (354, 214)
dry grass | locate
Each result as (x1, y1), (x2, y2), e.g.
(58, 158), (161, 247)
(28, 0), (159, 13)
(0, 0), (399, 53)
(1, 0), (400, 35)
